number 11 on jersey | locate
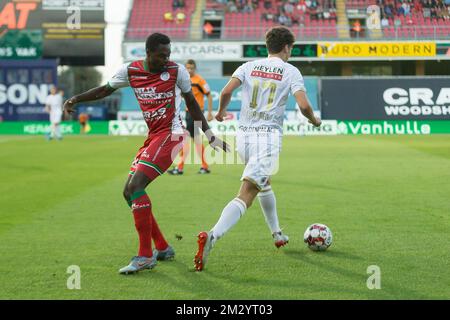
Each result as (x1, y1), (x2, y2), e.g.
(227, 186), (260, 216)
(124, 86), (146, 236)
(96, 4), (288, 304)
(249, 79), (277, 111)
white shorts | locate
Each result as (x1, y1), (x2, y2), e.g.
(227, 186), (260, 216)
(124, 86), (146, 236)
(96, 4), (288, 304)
(50, 112), (62, 124)
(236, 132), (282, 190)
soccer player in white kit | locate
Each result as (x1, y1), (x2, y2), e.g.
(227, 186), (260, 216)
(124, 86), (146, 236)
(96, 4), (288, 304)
(194, 27), (321, 271)
(44, 86), (64, 140)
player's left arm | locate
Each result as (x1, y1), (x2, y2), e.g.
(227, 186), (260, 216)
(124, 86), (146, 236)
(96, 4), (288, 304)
(294, 90), (321, 127)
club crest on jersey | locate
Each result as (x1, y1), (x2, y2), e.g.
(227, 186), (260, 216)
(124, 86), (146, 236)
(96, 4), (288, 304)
(160, 72), (170, 81)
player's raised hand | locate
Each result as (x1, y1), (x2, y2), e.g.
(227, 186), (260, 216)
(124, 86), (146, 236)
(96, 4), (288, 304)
(209, 135), (231, 153)
(63, 98), (77, 114)
(215, 110), (227, 122)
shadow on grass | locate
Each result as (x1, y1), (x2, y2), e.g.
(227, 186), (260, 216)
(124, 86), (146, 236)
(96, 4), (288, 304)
(117, 258), (230, 299)
(283, 248), (430, 300)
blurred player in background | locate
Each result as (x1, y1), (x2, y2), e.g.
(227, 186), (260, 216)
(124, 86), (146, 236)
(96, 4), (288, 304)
(78, 112), (90, 134)
(63, 33), (229, 275)
(44, 85), (64, 140)
(168, 59), (214, 175)
(194, 27), (322, 271)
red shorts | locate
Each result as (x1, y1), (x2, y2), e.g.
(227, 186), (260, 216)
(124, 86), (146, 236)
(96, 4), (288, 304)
(129, 132), (184, 181)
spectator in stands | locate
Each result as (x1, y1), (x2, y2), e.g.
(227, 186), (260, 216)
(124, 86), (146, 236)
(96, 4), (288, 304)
(351, 19), (362, 37)
(227, 0), (238, 13)
(430, 4), (437, 17)
(264, 0), (272, 10)
(384, 3), (394, 18)
(242, 0), (253, 13)
(402, 1), (411, 16)
(173, 0), (185, 9)
(438, 2), (450, 18)
(236, 0), (246, 11)
(284, 1), (295, 14)
(414, 0), (423, 12)
(397, 3), (405, 16)
(381, 15), (390, 26)
(203, 21), (214, 37)
(329, 7), (337, 20)
(251, 0), (259, 9)
(297, 0), (307, 12)
(278, 12), (292, 26)
(315, 3), (324, 19)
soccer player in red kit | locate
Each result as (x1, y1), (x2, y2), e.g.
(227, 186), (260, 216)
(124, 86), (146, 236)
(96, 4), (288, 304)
(63, 33), (229, 274)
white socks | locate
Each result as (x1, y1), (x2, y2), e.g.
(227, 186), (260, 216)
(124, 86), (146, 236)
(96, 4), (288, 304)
(210, 188), (281, 244)
(55, 125), (61, 139)
(211, 198), (247, 242)
(258, 188), (281, 234)
(51, 124), (61, 139)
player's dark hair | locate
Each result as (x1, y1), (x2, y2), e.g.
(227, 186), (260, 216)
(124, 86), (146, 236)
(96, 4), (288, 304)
(185, 59), (196, 68)
(265, 27), (295, 54)
(145, 33), (171, 53)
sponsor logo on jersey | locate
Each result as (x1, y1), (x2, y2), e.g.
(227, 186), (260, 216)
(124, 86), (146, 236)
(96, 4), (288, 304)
(142, 104), (172, 122)
(251, 65), (284, 81)
(134, 87), (174, 100)
(130, 75), (148, 79)
(131, 203), (151, 210)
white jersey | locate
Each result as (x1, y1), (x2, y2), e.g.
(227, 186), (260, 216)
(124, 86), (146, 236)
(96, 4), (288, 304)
(232, 57), (306, 135)
(45, 94), (63, 115)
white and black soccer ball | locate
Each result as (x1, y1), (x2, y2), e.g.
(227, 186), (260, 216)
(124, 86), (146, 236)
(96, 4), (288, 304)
(304, 223), (333, 251)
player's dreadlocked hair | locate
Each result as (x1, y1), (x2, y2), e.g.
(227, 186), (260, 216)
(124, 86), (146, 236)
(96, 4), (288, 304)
(146, 33), (171, 53)
(265, 27), (295, 54)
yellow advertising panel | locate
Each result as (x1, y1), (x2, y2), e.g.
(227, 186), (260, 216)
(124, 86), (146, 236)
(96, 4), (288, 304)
(317, 42), (436, 58)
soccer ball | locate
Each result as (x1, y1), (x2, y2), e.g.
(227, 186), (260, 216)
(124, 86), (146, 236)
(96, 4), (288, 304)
(303, 223), (333, 251)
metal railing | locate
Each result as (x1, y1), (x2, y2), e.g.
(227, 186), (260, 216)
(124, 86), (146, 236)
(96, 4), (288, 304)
(125, 25), (450, 41)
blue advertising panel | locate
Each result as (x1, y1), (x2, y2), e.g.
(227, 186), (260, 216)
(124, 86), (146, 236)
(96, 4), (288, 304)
(0, 59), (58, 121)
(119, 77), (319, 113)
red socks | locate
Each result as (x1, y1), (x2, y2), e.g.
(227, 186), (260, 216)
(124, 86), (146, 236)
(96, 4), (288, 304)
(130, 190), (169, 257)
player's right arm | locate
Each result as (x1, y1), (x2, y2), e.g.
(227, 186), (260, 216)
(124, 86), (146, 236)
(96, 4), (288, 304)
(64, 85), (115, 114)
(216, 77), (241, 122)
(64, 63), (129, 114)
(294, 90), (321, 127)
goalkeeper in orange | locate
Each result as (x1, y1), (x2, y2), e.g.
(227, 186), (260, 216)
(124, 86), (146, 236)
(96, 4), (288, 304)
(167, 59), (214, 175)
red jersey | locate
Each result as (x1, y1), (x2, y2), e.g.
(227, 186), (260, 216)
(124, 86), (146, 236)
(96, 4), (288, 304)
(107, 60), (192, 135)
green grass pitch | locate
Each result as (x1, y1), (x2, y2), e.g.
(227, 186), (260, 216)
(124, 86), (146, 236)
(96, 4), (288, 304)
(0, 135), (449, 299)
